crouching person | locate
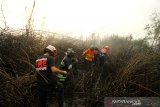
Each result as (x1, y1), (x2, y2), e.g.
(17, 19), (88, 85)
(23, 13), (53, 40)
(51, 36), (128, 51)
(35, 45), (67, 107)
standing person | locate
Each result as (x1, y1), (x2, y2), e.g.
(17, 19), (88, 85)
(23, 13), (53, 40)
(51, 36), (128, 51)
(82, 45), (96, 70)
(57, 48), (76, 82)
(35, 45), (67, 107)
(99, 45), (110, 67)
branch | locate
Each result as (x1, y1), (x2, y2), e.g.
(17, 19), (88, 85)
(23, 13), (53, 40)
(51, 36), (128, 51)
(0, 0), (8, 31)
(26, 0), (36, 35)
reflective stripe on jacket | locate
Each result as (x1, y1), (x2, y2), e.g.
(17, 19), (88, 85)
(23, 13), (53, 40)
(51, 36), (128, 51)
(57, 74), (67, 81)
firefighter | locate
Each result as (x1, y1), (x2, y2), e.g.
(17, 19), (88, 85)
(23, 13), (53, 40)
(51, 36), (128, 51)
(82, 45), (96, 70)
(57, 48), (76, 82)
(35, 45), (67, 107)
(99, 45), (110, 67)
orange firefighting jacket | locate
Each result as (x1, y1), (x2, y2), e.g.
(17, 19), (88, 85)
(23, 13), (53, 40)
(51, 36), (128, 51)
(82, 48), (96, 61)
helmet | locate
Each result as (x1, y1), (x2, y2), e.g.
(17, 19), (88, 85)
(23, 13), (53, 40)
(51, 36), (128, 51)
(104, 45), (109, 50)
(46, 45), (56, 51)
(66, 48), (75, 56)
(46, 45), (57, 56)
(90, 45), (94, 50)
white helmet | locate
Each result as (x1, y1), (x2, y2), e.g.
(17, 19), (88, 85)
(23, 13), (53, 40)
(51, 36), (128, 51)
(66, 48), (75, 56)
(46, 45), (57, 56)
(46, 45), (56, 52)
(90, 45), (95, 50)
(104, 45), (109, 50)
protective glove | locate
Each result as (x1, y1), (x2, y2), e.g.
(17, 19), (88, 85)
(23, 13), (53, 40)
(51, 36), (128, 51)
(68, 64), (72, 70)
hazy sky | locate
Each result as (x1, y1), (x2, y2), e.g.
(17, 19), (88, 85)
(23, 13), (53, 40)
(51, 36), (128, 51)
(0, 0), (160, 39)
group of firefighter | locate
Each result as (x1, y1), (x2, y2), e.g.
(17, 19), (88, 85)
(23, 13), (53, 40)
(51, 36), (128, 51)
(35, 44), (110, 107)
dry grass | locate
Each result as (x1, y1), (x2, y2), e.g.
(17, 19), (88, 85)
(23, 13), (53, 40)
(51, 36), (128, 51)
(0, 30), (159, 107)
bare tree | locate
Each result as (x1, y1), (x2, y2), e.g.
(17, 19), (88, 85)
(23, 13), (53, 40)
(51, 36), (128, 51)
(26, 0), (36, 36)
(145, 12), (160, 51)
(0, 0), (8, 32)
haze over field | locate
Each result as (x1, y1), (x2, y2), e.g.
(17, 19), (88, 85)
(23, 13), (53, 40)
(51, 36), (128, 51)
(0, 1), (160, 107)
(0, 0), (160, 39)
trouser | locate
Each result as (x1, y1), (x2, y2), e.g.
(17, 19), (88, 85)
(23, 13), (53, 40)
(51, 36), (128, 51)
(84, 59), (92, 70)
(99, 54), (106, 67)
(37, 81), (64, 107)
